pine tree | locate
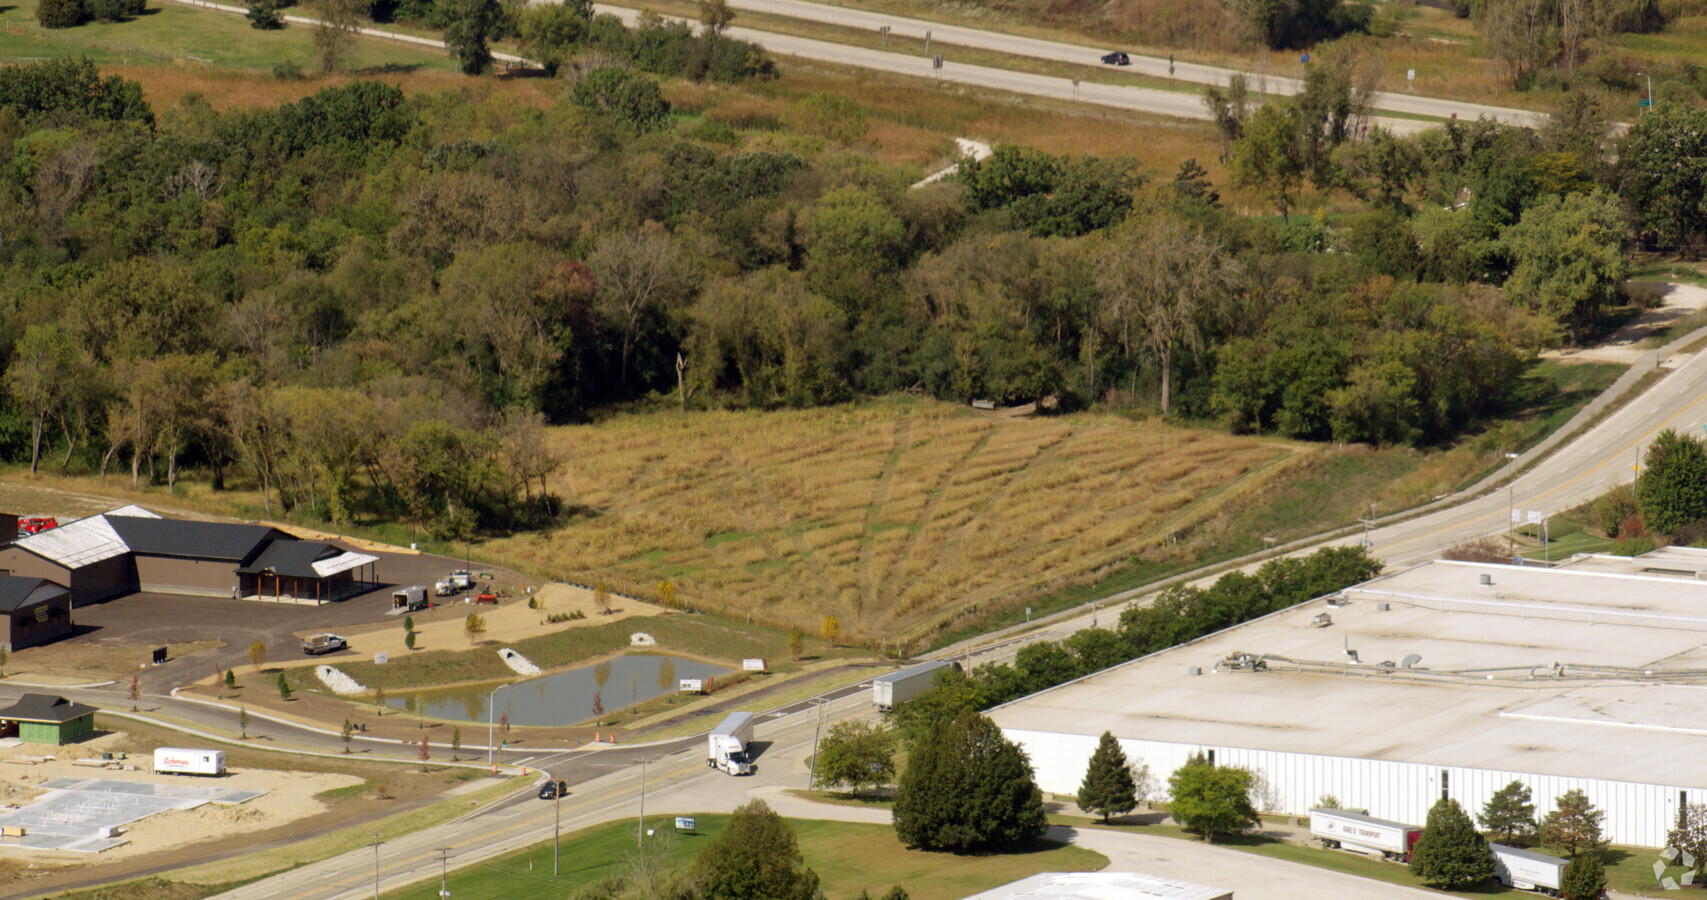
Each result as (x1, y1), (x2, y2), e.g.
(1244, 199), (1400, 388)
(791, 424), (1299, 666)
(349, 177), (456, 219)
(1078, 731), (1138, 823)
(693, 799), (819, 900)
(1410, 798), (1494, 889)
(1478, 780), (1537, 844)
(893, 711), (1047, 852)
(1561, 852), (1606, 900)
(276, 671), (292, 701)
(224, 668), (236, 689)
(1541, 790), (1605, 858)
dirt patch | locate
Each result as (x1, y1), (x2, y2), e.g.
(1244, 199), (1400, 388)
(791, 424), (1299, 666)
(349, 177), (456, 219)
(1543, 282), (1707, 364)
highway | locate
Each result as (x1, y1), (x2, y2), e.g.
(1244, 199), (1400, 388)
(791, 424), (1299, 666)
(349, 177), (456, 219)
(688, 0), (1547, 127)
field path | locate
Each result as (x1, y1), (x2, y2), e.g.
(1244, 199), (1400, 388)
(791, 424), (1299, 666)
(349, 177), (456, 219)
(857, 416), (913, 610)
(874, 428), (994, 609)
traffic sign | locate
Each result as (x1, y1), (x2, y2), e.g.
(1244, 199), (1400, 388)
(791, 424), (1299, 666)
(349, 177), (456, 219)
(1639, 98), (1655, 108)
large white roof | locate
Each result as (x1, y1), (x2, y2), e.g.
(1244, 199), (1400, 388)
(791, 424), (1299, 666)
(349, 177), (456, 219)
(989, 556), (1707, 788)
(12, 507), (160, 568)
(961, 872), (1231, 900)
(311, 551), (379, 577)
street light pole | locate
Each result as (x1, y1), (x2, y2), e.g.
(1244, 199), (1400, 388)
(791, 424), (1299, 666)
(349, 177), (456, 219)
(487, 683), (511, 772)
(1505, 451), (1520, 558)
(435, 847), (454, 898)
(554, 786), (561, 876)
(372, 832), (384, 900)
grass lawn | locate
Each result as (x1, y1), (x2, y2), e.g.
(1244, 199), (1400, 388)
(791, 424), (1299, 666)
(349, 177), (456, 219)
(380, 815), (1107, 900)
(0, 0), (453, 71)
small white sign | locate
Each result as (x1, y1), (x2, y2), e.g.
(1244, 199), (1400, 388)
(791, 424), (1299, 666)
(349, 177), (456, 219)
(374, 653), (389, 665)
(1511, 510), (1523, 524)
(1527, 510), (1544, 525)
(679, 678), (704, 693)
(676, 816), (696, 830)
(742, 658), (767, 673)
(1407, 69), (1415, 81)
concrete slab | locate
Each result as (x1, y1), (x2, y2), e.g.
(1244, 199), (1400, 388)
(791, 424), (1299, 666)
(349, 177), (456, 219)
(0, 777), (266, 852)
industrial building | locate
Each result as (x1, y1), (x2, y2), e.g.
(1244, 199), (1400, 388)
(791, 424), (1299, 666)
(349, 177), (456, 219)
(961, 873), (1231, 900)
(0, 575), (71, 651)
(990, 551), (1707, 848)
(0, 506), (378, 605)
(0, 693), (97, 744)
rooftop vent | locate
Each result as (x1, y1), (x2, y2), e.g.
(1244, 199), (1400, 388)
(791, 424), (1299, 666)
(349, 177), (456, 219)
(1312, 613), (1333, 628)
(1187, 666), (1203, 676)
(1376, 602), (1391, 612)
(1479, 573), (1492, 586)
(1401, 653), (1422, 669)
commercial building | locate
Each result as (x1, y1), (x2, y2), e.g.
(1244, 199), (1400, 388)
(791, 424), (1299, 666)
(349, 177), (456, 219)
(0, 506), (378, 605)
(0, 575), (72, 652)
(0, 693), (97, 744)
(990, 552), (1707, 848)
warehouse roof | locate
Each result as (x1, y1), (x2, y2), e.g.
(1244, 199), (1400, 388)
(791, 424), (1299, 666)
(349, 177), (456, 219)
(989, 557), (1707, 788)
(0, 693), (97, 724)
(106, 516), (281, 563)
(0, 576), (68, 613)
(961, 872), (1231, 900)
(238, 541), (378, 579)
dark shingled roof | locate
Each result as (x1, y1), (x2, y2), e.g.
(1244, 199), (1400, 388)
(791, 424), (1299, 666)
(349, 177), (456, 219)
(0, 576), (68, 613)
(237, 540), (341, 579)
(106, 516), (285, 564)
(0, 692), (97, 723)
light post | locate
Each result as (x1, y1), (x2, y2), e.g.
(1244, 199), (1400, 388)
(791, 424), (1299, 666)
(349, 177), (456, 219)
(487, 682), (512, 772)
(1639, 71), (1653, 110)
(371, 832), (383, 900)
(554, 781), (561, 876)
(1505, 451), (1520, 558)
(435, 847), (454, 898)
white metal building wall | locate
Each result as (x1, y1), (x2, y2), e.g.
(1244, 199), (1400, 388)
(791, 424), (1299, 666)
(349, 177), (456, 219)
(1005, 727), (1707, 848)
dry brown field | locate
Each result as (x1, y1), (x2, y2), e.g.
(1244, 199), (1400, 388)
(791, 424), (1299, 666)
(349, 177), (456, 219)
(482, 399), (1312, 645)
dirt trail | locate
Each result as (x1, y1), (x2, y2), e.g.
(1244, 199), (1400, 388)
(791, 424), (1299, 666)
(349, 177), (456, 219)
(1544, 283), (1707, 364)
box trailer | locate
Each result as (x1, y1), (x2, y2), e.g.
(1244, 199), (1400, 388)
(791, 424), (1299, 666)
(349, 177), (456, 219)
(392, 586), (428, 611)
(1491, 843), (1567, 894)
(1310, 808), (1421, 860)
(872, 660), (960, 710)
(154, 748), (226, 776)
(707, 711), (755, 775)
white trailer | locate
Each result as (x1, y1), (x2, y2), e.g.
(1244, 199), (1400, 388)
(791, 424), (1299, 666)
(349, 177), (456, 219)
(872, 660), (960, 710)
(154, 748), (226, 776)
(1491, 843), (1567, 894)
(392, 586), (428, 611)
(707, 711), (755, 775)
(1309, 808), (1421, 860)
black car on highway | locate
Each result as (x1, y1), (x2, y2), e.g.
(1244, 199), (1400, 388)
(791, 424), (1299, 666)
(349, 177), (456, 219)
(1101, 51), (1130, 65)
(538, 780), (568, 800)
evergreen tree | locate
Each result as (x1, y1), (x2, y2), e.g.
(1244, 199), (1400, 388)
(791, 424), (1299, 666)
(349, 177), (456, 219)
(693, 799), (819, 900)
(36, 0), (87, 28)
(1541, 790), (1605, 858)
(1478, 780), (1537, 844)
(1166, 752), (1259, 842)
(1560, 852), (1606, 900)
(246, 0), (283, 28)
(893, 710), (1047, 852)
(276, 671), (292, 701)
(1410, 798), (1494, 889)
(442, 0), (508, 75)
(1078, 731), (1138, 823)
(1636, 428), (1707, 536)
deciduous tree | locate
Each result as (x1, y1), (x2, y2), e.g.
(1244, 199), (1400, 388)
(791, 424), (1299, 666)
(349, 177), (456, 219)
(1561, 852), (1607, 900)
(893, 710), (1047, 852)
(1166, 753), (1258, 842)
(1637, 429), (1707, 537)
(443, 0), (510, 74)
(306, 0), (365, 72)
(693, 799), (820, 900)
(815, 720), (895, 796)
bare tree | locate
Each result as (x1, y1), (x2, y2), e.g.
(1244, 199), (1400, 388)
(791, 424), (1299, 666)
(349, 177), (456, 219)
(306, 0), (366, 72)
(1096, 215), (1237, 414)
(589, 224), (701, 389)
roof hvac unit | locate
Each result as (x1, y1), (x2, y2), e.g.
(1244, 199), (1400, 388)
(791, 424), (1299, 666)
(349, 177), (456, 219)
(1479, 573), (1493, 586)
(1187, 666), (1203, 676)
(1376, 602), (1391, 611)
(1401, 653), (1423, 669)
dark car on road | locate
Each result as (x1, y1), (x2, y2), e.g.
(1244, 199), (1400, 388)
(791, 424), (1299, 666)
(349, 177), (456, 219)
(538, 780), (568, 800)
(1101, 51), (1130, 65)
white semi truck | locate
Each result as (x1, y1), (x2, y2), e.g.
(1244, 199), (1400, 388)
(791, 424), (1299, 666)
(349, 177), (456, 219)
(872, 660), (960, 710)
(154, 748), (226, 776)
(1491, 843), (1568, 894)
(707, 711), (755, 775)
(1309, 808), (1422, 860)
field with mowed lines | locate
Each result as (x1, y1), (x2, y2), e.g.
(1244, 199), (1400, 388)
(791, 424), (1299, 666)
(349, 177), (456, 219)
(485, 398), (1312, 646)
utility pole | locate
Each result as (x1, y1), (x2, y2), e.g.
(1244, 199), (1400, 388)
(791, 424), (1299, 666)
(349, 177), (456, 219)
(372, 833), (384, 900)
(435, 847), (454, 898)
(808, 698), (828, 789)
(1504, 451), (1520, 558)
(554, 783), (561, 876)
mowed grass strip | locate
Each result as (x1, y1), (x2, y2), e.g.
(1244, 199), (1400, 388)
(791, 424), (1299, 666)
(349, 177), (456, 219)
(481, 398), (1307, 645)
(0, 0), (453, 70)
(380, 815), (1107, 900)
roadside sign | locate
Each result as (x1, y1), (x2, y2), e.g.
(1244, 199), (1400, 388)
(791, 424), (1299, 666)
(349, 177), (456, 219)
(1300, 53), (1310, 64)
(1407, 69), (1415, 81)
(1639, 98), (1655, 108)
(676, 816), (696, 831)
(1526, 510), (1544, 526)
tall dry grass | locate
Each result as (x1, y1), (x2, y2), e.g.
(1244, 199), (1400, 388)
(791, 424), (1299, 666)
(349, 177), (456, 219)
(482, 398), (1312, 646)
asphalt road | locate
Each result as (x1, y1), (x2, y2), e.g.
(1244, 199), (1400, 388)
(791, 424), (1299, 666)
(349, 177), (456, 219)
(690, 0), (1548, 127)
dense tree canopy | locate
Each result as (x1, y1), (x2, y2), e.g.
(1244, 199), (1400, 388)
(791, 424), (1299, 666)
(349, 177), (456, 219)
(893, 711), (1048, 852)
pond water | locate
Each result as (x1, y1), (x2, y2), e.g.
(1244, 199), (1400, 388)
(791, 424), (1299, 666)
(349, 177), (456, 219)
(386, 652), (731, 726)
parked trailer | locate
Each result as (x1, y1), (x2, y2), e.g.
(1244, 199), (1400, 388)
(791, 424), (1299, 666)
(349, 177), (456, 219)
(1309, 808), (1421, 860)
(392, 586), (429, 611)
(1491, 843), (1567, 895)
(872, 660), (961, 710)
(707, 711), (755, 775)
(154, 748), (226, 776)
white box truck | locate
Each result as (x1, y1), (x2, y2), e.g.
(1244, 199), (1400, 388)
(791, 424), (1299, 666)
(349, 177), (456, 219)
(1309, 808), (1421, 860)
(1491, 843), (1567, 893)
(872, 660), (960, 710)
(707, 711), (755, 775)
(154, 748), (226, 776)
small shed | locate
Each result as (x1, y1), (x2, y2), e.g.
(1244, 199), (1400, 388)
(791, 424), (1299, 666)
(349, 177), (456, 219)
(0, 693), (98, 744)
(0, 575), (72, 651)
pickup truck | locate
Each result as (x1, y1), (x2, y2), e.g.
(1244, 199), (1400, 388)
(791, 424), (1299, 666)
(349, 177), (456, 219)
(300, 634), (348, 656)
